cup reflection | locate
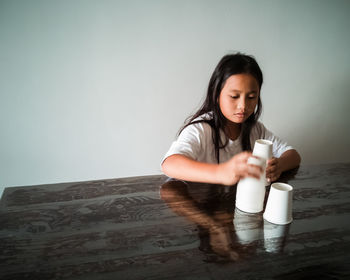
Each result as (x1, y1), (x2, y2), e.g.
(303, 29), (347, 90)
(233, 208), (263, 245)
(263, 219), (290, 253)
(160, 178), (290, 262)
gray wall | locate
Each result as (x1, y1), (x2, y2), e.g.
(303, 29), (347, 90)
(1, 0), (350, 194)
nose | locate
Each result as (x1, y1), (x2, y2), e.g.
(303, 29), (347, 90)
(237, 96), (246, 110)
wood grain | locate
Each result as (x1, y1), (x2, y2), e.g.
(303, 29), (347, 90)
(1, 164), (350, 279)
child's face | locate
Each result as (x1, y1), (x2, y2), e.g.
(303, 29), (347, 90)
(219, 74), (260, 124)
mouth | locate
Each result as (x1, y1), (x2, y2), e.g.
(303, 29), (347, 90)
(234, 113), (247, 118)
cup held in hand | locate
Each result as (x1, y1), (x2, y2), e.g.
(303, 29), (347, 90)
(235, 156), (266, 213)
(252, 139), (273, 160)
(252, 139), (273, 186)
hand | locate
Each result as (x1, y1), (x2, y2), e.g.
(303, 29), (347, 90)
(217, 152), (263, 186)
(266, 157), (282, 183)
(209, 224), (239, 261)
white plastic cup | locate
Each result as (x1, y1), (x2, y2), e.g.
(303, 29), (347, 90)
(252, 139), (273, 160)
(263, 183), (293, 225)
(252, 139), (273, 186)
(236, 157), (266, 213)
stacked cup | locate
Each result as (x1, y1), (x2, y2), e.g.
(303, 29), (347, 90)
(235, 139), (272, 214)
(235, 156), (266, 213)
(235, 139), (294, 225)
(252, 139), (273, 186)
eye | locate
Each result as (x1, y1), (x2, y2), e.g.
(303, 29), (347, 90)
(248, 94), (257, 99)
(230, 95), (239, 99)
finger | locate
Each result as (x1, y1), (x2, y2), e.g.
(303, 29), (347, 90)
(267, 165), (276, 173)
(267, 157), (277, 167)
(266, 169), (271, 177)
(248, 164), (263, 173)
(269, 157), (277, 162)
(268, 169), (278, 178)
(232, 154), (248, 167)
(270, 174), (279, 182)
(267, 162), (276, 170)
(247, 165), (263, 179)
(239, 152), (253, 162)
(270, 177), (276, 183)
(266, 167), (271, 174)
(235, 165), (251, 179)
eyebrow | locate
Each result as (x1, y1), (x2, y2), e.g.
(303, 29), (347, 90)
(231, 90), (258, 94)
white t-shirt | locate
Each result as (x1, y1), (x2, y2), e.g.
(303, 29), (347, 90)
(162, 113), (293, 164)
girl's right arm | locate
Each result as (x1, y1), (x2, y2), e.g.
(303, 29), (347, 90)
(161, 152), (262, 186)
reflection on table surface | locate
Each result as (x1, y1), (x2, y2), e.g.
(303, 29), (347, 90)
(0, 163), (350, 279)
(161, 178), (290, 262)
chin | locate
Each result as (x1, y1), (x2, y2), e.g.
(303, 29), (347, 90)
(231, 118), (246, 124)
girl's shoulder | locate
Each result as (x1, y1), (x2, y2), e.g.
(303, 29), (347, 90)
(251, 121), (268, 137)
(180, 112), (214, 138)
(192, 111), (213, 122)
(255, 121), (266, 129)
(185, 112), (213, 130)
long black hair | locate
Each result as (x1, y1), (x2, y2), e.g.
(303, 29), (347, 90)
(180, 53), (263, 163)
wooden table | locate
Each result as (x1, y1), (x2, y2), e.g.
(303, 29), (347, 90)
(1, 163), (350, 279)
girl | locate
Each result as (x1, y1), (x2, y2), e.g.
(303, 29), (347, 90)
(161, 53), (301, 186)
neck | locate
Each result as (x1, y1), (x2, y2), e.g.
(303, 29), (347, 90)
(224, 121), (241, 140)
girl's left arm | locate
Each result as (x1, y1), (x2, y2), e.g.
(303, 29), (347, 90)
(266, 149), (301, 182)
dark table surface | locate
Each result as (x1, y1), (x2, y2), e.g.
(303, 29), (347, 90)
(1, 162), (350, 280)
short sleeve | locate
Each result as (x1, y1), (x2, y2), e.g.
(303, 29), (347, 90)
(161, 123), (205, 164)
(253, 122), (294, 158)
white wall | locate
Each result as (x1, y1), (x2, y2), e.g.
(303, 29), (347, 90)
(1, 0), (350, 193)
